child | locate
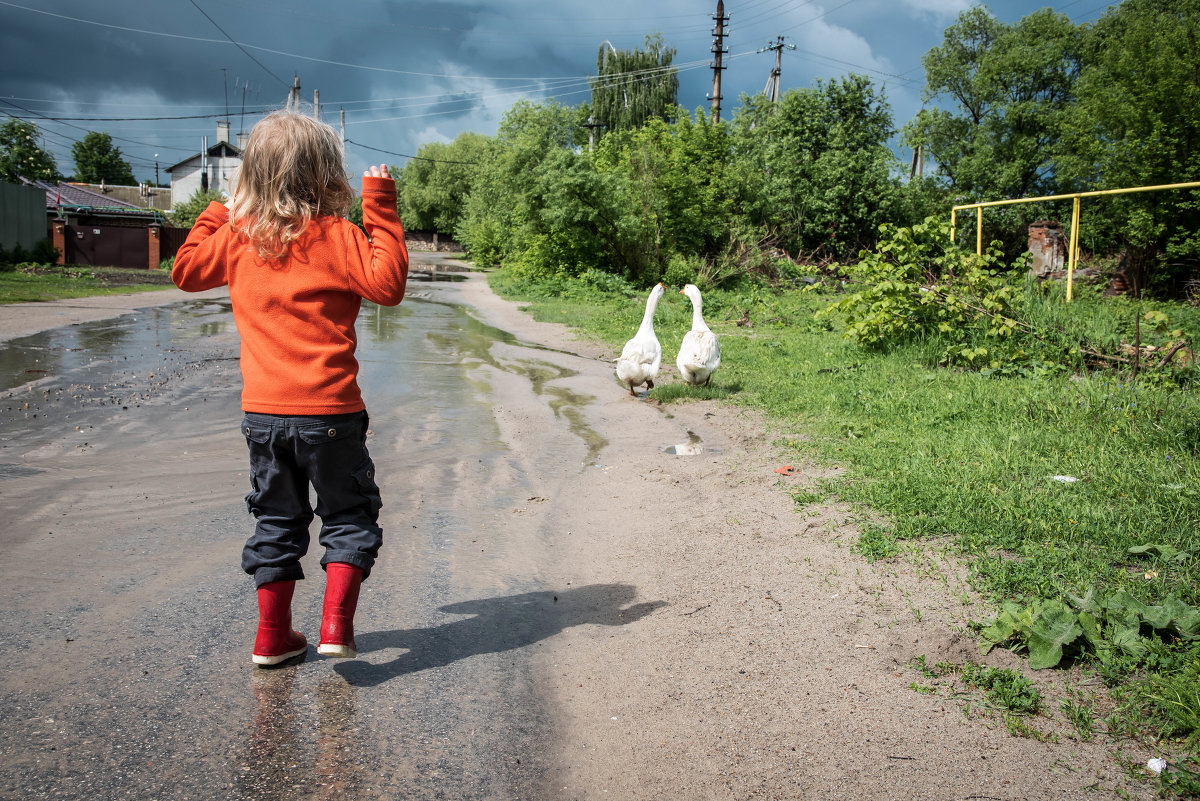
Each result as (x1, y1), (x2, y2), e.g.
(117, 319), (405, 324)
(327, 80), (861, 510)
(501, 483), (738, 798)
(172, 111), (408, 666)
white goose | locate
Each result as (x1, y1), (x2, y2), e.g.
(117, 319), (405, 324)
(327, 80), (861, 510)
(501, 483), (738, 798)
(615, 283), (665, 396)
(677, 284), (721, 386)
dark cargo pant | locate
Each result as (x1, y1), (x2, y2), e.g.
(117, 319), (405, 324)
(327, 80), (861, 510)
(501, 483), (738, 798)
(240, 411), (382, 587)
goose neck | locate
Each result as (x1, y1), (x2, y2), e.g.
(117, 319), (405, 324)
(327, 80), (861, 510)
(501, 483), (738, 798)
(689, 294), (706, 329)
(640, 292), (661, 330)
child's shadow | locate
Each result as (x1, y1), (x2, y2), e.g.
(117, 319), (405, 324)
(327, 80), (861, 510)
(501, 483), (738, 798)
(333, 583), (665, 687)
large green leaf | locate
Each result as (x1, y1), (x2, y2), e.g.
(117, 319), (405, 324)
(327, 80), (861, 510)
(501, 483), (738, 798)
(1109, 611), (1149, 657)
(980, 601), (1034, 652)
(1027, 601), (1082, 669)
(1161, 597), (1200, 640)
(1127, 543), (1181, 562)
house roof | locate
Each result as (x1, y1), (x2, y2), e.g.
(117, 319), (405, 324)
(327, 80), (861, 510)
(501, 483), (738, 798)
(165, 140), (241, 173)
(24, 179), (142, 210)
(22, 178), (162, 221)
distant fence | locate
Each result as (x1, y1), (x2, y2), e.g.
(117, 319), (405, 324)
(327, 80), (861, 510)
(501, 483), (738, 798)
(0, 181), (46, 251)
(952, 180), (1200, 302)
(405, 230), (462, 252)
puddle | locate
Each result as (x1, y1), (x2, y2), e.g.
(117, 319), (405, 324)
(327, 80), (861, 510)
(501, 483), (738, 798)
(545, 386), (607, 466)
(0, 298), (235, 395)
(358, 292), (607, 467)
(2, 287), (606, 468)
(409, 271), (468, 282)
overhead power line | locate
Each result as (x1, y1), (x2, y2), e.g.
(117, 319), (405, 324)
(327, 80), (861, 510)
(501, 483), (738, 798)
(343, 138), (479, 166)
(0, 98), (192, 152)
(186, 0), (288, 86)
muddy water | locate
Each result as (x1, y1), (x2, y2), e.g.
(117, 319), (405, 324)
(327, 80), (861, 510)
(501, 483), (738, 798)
(0, 275), (634, 800)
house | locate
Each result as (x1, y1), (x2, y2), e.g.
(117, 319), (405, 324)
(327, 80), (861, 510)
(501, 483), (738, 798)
(166, 120), (244, 206)
(20, 177), (184, 270)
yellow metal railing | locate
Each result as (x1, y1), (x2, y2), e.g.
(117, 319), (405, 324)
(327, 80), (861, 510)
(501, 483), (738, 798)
(951, 181), (1200, 301)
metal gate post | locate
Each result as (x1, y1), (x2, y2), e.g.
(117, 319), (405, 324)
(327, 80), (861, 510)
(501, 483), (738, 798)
(1067, 196), (1081, 302)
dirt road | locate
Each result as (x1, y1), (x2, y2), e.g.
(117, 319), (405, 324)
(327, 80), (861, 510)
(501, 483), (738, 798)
(0, 260), (1154, 799)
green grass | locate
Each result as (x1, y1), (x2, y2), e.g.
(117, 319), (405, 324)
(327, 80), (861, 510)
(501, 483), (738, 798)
(0, 263), (173, 303)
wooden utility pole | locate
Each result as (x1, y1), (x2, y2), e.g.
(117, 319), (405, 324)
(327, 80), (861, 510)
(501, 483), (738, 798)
(709, 0), (729, 121)
(759, 37), (795, 103)
(910, 145), (924, 180)
(239, 84), (247, 144)
(313, 89), (320, 120)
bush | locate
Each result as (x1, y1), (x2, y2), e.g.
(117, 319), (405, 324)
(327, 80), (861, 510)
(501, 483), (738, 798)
(0, 238), (60, 267)
(820, 216), (1021, 354)
(169, 188), (227, 228)
(663, 253), (699, 287)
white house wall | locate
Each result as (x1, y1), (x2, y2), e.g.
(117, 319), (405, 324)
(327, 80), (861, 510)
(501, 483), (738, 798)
(169, 155), (240, 208)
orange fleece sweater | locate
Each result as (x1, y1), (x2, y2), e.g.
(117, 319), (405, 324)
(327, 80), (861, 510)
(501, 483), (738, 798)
(172, 176), (408, 414)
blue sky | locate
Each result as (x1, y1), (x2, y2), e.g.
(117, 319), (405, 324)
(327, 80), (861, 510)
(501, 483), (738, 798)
(0, 0), (1115, 188)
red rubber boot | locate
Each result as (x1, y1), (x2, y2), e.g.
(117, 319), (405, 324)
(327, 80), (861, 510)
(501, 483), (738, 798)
(252, 580), (308, 666)
(318, 563), (364, 658)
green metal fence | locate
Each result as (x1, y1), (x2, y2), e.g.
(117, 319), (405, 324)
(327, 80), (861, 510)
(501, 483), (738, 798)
(0, 181), (46, 251)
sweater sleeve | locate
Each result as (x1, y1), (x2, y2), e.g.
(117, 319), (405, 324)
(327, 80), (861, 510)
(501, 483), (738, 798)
(172, 202), (232, 292)
(348, 176), (409, 306)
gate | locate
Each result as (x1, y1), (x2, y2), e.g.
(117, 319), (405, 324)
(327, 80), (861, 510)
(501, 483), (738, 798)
(160, 226), (191, 261)
(64, 225), (148, 270)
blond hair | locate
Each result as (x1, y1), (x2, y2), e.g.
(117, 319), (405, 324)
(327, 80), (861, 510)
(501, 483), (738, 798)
(229, 111), (354, 260)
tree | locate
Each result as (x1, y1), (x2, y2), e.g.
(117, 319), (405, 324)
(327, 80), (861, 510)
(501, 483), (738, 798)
(903, 7), (1082, 202)
(589, 34), (679, 136)
(731, 75), (900, 260)
(1057, 0), (1200, 294)
(457, 100), (589, 270)
(0, 119), (58, 182)
(398, 132), (488, 234)
(72, 131), (136, 185)
(593, 108), (737, 276)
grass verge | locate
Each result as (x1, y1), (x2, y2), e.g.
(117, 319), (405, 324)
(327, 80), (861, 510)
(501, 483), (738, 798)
(0, 263), (174, 304)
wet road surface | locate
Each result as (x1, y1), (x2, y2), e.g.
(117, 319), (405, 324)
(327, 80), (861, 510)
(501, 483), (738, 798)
(0, 270), (653, 800)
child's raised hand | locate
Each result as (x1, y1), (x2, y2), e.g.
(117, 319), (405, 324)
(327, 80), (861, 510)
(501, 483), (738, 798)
(364, 164), (390, 179)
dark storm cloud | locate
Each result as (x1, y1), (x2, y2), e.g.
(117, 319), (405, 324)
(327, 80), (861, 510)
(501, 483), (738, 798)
(0, 0), (1108, 185)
